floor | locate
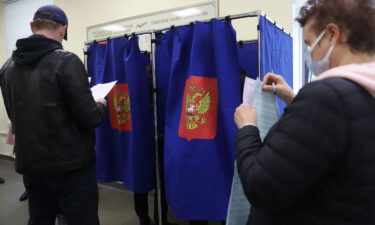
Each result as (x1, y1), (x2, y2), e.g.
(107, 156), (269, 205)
(0, 157), (187, 225)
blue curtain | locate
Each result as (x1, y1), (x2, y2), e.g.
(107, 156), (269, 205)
(87, 37), (155, 193)
(87, 41), (107, 86)
(237, 42), (258, 79)
(162, 20), (241, 220)
(155, 32), (174, 137)
(259, 16), (293, 115)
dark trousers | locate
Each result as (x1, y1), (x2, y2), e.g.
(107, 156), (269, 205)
(133, 190), (168, 223)
(189, 221), (226, 225)
(23, 166), (99, 225)
(133, 136), (169, 224)
(189, 221), (209, 225)
(188, 221), (225, 225)
(134, 192), (150, 219)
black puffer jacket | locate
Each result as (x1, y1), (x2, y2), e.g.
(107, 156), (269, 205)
(236, 77), (375, 225)
(0, 35), (106, 174)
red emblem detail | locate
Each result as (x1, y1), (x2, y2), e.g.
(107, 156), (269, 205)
(108, 84), (132, 132)
(178, 76), (218, 141)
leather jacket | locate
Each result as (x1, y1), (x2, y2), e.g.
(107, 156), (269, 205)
(0, 34), (106, 174)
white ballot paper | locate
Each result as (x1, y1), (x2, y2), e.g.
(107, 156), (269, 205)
(251, 78), (280, 140)
(242, 77), (257, 104)
(226, 78), (279, 225)
(91, 81), (117, 100)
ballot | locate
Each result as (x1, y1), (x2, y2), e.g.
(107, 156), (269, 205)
(251, 78), (280, 139)
(226, 78), (279, 225)
(91, 80), (117, 100)
(242, 77), (257, 104)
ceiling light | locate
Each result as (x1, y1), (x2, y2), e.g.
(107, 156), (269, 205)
(102, 25), (126, 32)
(173, 8), (201, 17)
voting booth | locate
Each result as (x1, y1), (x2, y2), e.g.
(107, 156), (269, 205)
(86, 11), (293, 223)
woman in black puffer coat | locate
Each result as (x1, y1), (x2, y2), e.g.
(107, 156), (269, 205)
(234, 0), (375, 224)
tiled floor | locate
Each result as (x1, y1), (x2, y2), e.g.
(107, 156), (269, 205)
(0, 157), (186, 225)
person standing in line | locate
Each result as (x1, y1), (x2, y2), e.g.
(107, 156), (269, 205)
(234, 0), (375, 224)
(0, 5), (106, 225)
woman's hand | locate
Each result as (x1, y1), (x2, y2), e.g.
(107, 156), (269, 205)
(234, 103), (257, 129)
(263, 73), (295, 104)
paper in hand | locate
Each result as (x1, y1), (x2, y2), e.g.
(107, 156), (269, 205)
(251, 78), (280, 139)
(91, 81), (117, 100)
(226, 78), (280, 225)
(242, 77), (257, 104)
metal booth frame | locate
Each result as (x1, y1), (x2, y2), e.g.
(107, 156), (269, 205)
(85, 11), (290, 225)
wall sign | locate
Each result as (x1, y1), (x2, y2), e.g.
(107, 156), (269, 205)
(86, 0), (218, 51)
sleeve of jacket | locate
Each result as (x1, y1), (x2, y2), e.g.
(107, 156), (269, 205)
(58, 53), (106, 130)
(236, 80), (347, 212)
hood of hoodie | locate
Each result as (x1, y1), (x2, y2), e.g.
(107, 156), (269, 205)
(315, 62), (375, 98)
(12, 34), (63, 66)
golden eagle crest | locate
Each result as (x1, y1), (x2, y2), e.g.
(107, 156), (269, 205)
(113, 90), (131, 125)
(184, 83), (211, 130)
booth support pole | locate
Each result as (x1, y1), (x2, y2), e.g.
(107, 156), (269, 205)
(150, 32), (163, 225)
(257, 15), (262, 79)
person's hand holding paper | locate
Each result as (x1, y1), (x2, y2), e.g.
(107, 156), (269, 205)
(262, 73), (295, 104)
(91, 80), (117, 107)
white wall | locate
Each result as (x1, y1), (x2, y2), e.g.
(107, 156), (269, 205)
(0, 2), (13, 156)
(0, 3), (4, 64)
(222, 0), (292, 42)
(292, 0), (307, 92)
(55, 0), (293, 59)
(0, 0), (293, 156)
(55, 0), (206, 59)
(0, 0), (294, 64)
(4, 0), (54, 57)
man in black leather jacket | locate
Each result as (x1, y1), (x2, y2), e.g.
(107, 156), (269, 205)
(0, 5), (106, 225)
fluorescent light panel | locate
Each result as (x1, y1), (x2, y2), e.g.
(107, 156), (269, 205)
(173, 8), (201, 17)
(102, 25), (126, 32)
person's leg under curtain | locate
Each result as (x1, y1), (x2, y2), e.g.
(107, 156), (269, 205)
(153, 136), (177, 225)
(134, 192), (153, 225)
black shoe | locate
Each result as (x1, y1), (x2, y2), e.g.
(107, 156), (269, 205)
(0, 177), (4, 184)
(19, 190), (28, 201)
(140, 216), (154, 225)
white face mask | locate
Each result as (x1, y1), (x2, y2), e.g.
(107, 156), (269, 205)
(305, 30), (335, 76)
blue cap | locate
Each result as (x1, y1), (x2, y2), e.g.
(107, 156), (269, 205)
(33, 5), (68, 40)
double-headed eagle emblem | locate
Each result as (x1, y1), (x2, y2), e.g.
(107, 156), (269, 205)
(184, 83), (211, 130)
(113, 90), (131, 125)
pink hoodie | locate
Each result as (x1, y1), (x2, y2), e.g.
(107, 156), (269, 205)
(315, 62), (375, 98)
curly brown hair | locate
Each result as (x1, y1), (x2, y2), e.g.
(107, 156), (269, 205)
(297, 0), (375, 54)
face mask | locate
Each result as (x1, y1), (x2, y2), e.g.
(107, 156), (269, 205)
(305, 30), (335, 76)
